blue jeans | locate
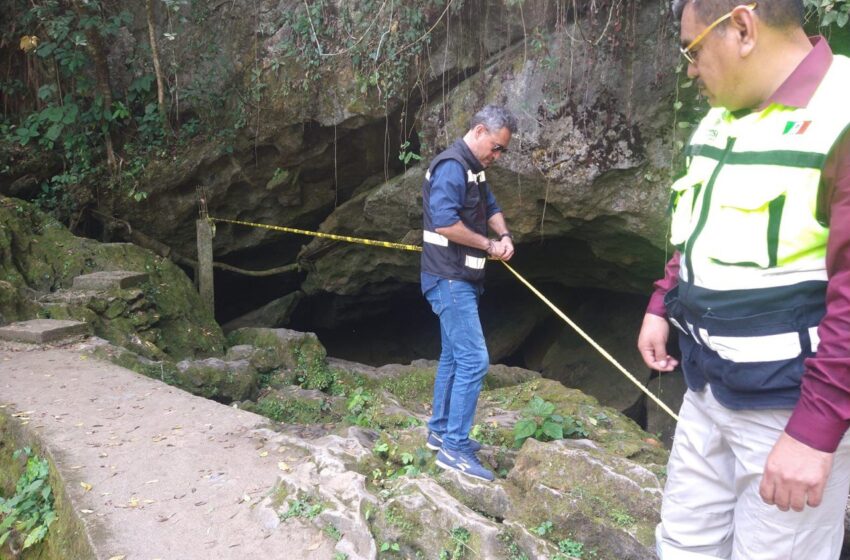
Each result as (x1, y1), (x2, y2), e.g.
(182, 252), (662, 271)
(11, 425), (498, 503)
(425, 278), (489, 452)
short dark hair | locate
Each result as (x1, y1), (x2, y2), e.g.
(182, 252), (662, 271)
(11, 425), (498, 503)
(672, 0), (804, 28)
(469, 105), (518, 134)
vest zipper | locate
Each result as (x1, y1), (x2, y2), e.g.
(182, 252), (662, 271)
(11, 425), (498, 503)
(684, 136), (737, 288)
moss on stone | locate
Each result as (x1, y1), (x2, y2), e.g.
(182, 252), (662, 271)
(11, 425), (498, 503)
(0, 412), (95, 560)
(483, 379), (668, 466)
(0, 196), (225, 360)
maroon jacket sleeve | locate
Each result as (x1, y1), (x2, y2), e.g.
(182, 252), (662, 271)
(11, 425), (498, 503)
(786, 131), (850, 453)
(646, 251), (681, 318)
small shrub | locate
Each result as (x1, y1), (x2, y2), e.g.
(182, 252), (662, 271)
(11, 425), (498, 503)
(0, 448), (57, 552)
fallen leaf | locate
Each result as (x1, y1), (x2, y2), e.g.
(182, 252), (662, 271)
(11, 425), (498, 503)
(80, 482), (93, 492)
(144, 499), (155, 504)
(129, 497), (139, 508)
(259, 451), (268, 457)
(307, 541), (321, 551)
(107, 556), (125, 560)
(242, 494), (251, 503)
(80, 509), (94, 514)
(144, 479), (159, 485)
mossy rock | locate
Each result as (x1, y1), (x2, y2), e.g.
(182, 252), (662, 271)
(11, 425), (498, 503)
(226, 328), (327, 373)
(0, 412), (95, 560)
(482, 378), (668, 467)
(0, 196), (224, 359)
(505, 438), (661, 560)
(174, 358), (259, 403)
(242, 386), (345, 425)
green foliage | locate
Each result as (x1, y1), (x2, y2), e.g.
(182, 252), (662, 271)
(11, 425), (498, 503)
(532, 520), (553, 536)
(439, 527), (471, 559)
(805, 0), (850, 27)
(497, 532), (529, 560)
(293, 348), (342, 395)
(324, 523), (342, 541)
(280, 495), (324, 520)
(0, 448), (57, 552)
(609, 509), (635, 527)
(333, 553), (349, 560)
(253, 395), (327, 424)
(513, 396), (588, 447)
(1, 0), (224, 220)
(555, 539), (583, 559)
(345, 387), (376, 427)
(398, 140), (422, 166)
(380, 540), (401, 554)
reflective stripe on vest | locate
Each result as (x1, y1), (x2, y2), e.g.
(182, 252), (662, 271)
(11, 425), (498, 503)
(464, 255), (486, 270)
(423, 230), (449, 247)
(424, 169), (486, 184)
(670, 55), (850, 294)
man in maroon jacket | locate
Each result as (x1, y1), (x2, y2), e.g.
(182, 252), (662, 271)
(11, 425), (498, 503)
(638, 1), (850, 558)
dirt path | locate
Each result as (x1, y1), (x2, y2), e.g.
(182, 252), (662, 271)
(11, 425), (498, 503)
(0, 340), (334, 560)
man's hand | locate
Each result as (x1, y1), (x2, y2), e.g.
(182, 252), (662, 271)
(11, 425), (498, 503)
(487, 239), (514, 261)
(637, 313), (679, 372)
(760, 432), (833, 512)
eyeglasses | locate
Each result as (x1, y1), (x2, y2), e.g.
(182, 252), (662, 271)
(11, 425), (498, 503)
(680, 2), (757, 65)
(491, 143), (508, 154)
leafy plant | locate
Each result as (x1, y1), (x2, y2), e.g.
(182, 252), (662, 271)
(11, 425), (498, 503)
(280, 495), (324, 520)
(324, 523), (342, 541)
(293, 348), (340, 394)
(532, 520), (553, 536)
(805, 0), (850, 27)
(0, 448), (57, 552)
(555, 538), (584, 559)
(345, 387), (375, 427)
(380, 540), (401, 553)
(513, 396), (567, 446)
(398, 140), (422, 166)
(439, 527), (471, 559)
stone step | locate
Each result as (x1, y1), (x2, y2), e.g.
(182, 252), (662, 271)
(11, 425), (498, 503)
(72, 271), (149, 291)
(0, 319), (90, 344)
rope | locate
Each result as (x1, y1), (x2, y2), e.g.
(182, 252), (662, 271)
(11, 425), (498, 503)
(210, 216), (679, 421)
(500, 261), (680, 422)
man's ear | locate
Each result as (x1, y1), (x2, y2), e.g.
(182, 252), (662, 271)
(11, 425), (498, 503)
(730, 5), (758, 57)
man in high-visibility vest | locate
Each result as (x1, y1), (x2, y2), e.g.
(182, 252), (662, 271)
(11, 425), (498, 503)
(637, 1), (850, 557)
(421, 105), (517, 482)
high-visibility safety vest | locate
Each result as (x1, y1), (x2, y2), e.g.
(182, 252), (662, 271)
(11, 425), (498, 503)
(421, 139), (490, 285)
(665, 55), (850, 409)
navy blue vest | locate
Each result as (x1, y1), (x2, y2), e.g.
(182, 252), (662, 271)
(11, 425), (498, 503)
(421, 140), (490, 285)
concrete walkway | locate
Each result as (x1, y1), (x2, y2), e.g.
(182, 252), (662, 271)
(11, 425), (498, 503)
(0, 340), (334, 559)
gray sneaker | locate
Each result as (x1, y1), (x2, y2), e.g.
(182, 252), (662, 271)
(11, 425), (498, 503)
(435, 448), (494, 482)
(426, 431), (482, 452)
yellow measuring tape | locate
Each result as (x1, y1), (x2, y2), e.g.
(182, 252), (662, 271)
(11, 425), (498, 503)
(210, 216), (680, 422)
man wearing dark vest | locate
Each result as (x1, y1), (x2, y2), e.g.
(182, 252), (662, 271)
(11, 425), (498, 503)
(637, 1), (850, 557)
(421, 105), (517, 482)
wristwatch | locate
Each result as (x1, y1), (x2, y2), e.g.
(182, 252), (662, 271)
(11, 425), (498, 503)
(498, 232), (513, 241)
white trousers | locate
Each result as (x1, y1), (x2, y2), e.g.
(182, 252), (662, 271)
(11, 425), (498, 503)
(657, 387), (850, 560)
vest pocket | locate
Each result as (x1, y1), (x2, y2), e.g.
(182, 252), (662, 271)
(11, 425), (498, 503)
(704, 187), (787, 268)
(669, 177), (702, 248)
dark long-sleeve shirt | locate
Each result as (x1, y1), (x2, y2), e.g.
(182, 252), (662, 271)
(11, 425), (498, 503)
(647, 38), (850, 453)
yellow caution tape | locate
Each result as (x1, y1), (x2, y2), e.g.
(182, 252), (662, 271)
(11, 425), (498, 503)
(211, 217), (422, 252)
(500, 261), (680, 422)
(211, 216), (679, 421)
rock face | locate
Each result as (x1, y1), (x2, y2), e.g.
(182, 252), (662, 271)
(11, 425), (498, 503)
(1, 0), (691, 432)
(0, 196), (224, 359)
(246, 334), (668, 560)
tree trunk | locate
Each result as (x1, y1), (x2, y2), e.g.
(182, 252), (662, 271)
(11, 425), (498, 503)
(71, 0), (117, 170)
(146, 0), (171, 135)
